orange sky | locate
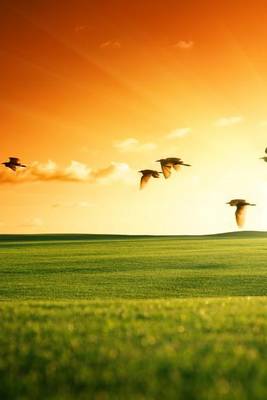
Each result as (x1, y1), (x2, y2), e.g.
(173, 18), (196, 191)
(1, 0), (267, 234)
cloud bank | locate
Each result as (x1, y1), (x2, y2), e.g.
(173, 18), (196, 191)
(0, 160), (131, 185)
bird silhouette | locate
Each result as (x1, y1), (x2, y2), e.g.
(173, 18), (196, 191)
(139, 169), (162, 190)
(1, 157), (27, 171)
(226, 199), (256, 228)
(260, 147), (267, 162)
(156, 157), (191, 179)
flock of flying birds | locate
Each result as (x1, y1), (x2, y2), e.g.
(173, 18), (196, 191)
(139, 147), (267, 228)
(139, 157), (191, 189)
(1, 148), (267, 229)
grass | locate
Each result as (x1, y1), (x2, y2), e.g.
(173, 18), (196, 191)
(0, 233), (267, 399)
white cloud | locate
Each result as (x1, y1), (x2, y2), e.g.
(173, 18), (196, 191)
(0, 160), (132, 185)
(114, 138), (138, 151)
(93, 162), (133, 184)
(166, 128), (191, 139)
(100, 40), (121, 49)
(214, 116), (244, 127)
(114, 138), (157, 152)
(173, 40), (194, 50)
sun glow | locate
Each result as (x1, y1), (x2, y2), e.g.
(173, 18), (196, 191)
(1, 1), (267, 234)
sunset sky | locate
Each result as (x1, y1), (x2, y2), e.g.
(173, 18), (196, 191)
(1, 0), (267, 234)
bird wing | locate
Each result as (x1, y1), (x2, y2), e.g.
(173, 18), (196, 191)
(7, 164), (17, 171)
(172, 163), (181, 171)
(230, 199), (246, 206)
(9, 157), (19, 163)
(166, 157), (181, 163)
(161, 164), (172, 179)
(235, 205), (246, 228)
(140, 174), (151, 190)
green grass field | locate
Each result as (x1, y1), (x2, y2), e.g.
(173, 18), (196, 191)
(1, 232), (267, 399)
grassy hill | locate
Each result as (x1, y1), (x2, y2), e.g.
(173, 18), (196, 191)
(1, 230), (267, 242)
(0, 233), (267, 399)
(1, 232), (267, 300)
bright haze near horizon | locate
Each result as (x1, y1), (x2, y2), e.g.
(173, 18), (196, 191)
(0, 0), (267, 235)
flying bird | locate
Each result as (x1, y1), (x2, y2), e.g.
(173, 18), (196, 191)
(139, 169), (161, 190)
(226, 199), (256, 228)
(1, 157), (27, 171)
(156, 157), (191, 179)
(260, 148), (267, 162)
